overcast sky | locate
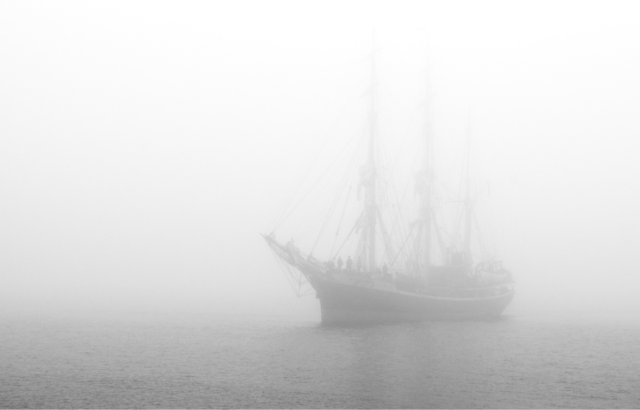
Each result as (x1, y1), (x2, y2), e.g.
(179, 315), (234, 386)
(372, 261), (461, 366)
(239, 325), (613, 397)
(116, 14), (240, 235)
(1, 1), (640, 319)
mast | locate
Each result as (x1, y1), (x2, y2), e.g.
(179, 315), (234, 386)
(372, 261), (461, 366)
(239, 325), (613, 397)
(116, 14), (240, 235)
(366, 32), (378, 272)
(414, 42), (433, 278)
(463, 111), (472, 265)
(357, 31), (378, 272)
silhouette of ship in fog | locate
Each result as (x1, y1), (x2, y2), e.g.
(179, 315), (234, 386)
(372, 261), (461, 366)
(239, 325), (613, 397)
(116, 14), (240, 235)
(264, 41), (514, 324)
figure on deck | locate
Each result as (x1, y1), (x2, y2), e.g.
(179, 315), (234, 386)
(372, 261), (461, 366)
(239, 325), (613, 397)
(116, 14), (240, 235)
(382, 263), (391, 280)
(346, 256), (353, 271)
(286, 239), (299, 253)
(337, 256), (344, 270)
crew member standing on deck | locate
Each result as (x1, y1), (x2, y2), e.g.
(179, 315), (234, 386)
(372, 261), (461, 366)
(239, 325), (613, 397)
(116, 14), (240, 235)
(346, 256), (353, 271)
(337, 256), (344, 270)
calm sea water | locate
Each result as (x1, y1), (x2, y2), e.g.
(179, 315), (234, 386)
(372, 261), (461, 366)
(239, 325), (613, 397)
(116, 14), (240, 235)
(1, 312), (638, 408)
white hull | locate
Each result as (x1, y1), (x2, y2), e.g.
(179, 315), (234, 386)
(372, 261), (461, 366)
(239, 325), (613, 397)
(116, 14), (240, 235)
(309, 271), (514, 325)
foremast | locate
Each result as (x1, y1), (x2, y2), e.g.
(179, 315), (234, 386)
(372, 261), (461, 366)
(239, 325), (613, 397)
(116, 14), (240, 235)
(357, 33), (379, 272)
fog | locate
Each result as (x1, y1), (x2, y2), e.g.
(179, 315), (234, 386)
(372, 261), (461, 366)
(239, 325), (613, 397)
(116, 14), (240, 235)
(1, 1), (640, 320)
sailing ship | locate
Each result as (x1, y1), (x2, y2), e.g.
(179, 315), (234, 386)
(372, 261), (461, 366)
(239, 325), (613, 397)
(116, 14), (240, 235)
(264, 44), (514, 324)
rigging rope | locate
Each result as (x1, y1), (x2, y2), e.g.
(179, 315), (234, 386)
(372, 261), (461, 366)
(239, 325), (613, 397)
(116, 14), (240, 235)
(273, 125), (362, 239)
(269, 85), (361, 233)
(330, 185), (352, 258)
(389, 222), (418, 267)
(295, 125), (366, 241)
(310, 164), (353, 255)
(331, 213), (362, 260)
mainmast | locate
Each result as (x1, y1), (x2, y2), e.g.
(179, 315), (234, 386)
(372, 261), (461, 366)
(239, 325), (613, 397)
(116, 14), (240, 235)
(414, 44), (434, 278)
(367, 41), (377, 272)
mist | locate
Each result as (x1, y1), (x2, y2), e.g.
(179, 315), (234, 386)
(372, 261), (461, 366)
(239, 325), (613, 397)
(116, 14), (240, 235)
(1, 1), (640, 320)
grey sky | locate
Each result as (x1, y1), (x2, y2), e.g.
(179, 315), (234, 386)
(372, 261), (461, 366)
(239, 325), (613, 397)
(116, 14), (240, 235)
(1, 1), (639, 318)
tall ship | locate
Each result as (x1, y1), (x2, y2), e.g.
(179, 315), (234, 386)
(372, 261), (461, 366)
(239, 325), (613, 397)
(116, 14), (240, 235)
(264, 42), (514, 324)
